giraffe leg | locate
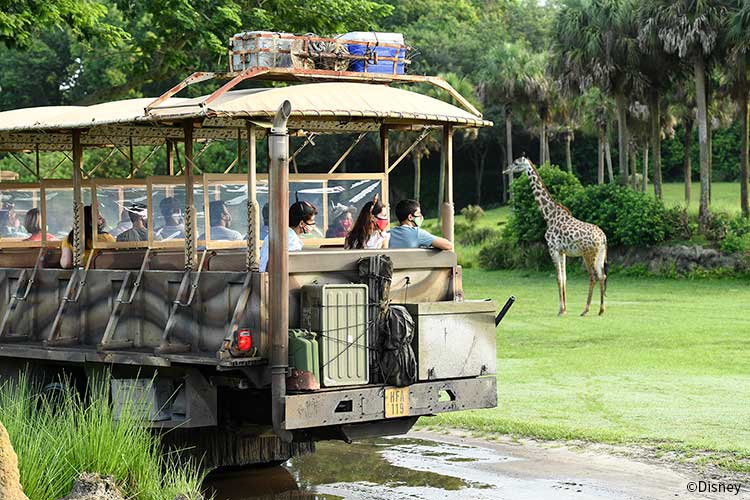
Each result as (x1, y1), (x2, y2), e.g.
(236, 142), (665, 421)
(581, 255), (595, 317)
(560, 253), (568, 315)
(550, 251), (566, 316)
(596, 245), (607, 315)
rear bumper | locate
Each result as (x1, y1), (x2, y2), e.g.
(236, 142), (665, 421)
(284, 376), (497, 430)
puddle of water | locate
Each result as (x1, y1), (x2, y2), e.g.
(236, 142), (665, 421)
(203, 435), (649, 500)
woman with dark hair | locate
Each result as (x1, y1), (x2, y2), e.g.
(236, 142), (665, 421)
(258, 198), (318, 272)
(60, 205), (115, 268)
(23, 208), (56, 241)
(345, 195), (389, 250)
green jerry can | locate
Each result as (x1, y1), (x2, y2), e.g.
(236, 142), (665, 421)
(300, 283), (369, 387)
(288, 329), (320, 386)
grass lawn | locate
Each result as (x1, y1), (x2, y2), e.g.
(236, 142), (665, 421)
(423, 268), (750, 467)
(662, 182), (742, 215)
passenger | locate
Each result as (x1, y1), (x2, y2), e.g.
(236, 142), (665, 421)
(326, 203), (354, 238)
(60, 205), (115, 268)
(259, 203), (269, 241)
(200, 200), (243, 241)
(344, 196), (389, 249)
(109, 208), (132, 238)
(23, 208), (56, 241)
(0, 205), (20, 237)
(389, 199), (453, 251)
(154, 196), (184, 240)
(258, 200), (317, 272)
(116, 203), (159, 242)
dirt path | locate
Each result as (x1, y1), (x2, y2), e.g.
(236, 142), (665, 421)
(409, 430), (749, 500)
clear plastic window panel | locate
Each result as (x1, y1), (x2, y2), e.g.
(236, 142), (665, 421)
(291, 181), (324, 239)
(203, 182), (248, 244)
(325, 179), (382, 238)
(0, 188), (42, 245)
(44, 187), (93, 242)
(95, 185), (149, 244)
(150, 184), (206, 243)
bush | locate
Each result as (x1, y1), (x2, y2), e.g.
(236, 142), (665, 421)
(565, 184), (672, 247)
(478, 237), (552, 271)
(455, 221), (499, 246)
(505, 164), (583, 244)
(460, 204), (485, 223)
(701, 211), (732, 242)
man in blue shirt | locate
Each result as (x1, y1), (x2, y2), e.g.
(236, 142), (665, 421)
(389, 199), (453, 251)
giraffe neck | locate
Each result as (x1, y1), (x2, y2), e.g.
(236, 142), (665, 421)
(525, 164), (567, 224)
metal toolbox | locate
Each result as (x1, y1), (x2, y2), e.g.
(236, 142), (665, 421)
(301, 284), (369, 386)
(404, 300), (497, 381)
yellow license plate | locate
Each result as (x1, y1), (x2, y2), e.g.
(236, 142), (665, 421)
(384, 387), (410, 418)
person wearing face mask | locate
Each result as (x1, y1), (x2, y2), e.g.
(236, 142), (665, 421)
(345, 195), (390, 249)
(389, 199), (453, 251)
(258, 199), (318, 273)
(325, 203), (354, 238)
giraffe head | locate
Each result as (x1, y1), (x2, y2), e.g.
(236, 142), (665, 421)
(504, 156), (534, 175)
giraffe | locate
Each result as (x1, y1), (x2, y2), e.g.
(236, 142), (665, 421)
(506, 157), (608, 316)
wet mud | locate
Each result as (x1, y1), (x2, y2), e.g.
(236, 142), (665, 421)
(203, 433), (743, 500)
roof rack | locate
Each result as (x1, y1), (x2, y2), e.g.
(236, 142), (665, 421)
(144, 67), (482, 118)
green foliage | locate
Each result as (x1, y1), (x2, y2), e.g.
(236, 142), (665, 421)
(566, 184), (672, 247)
(0, 372), (204, 500)
(505, 164), (583, 244)
(478, 237), (551, 271)
(460, 204), (485, 223)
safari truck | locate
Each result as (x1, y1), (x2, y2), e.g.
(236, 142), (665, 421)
(0, 37), (500, 467)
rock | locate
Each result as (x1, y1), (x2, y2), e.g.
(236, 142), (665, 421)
(0, 420), (29, 500)
(59, 473), (125, 500)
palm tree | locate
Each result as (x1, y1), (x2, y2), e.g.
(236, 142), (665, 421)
(576, 87), (615, 184)
(640, 0), (728, 227)
(480, 42), (540, 202)
(552, 0), (643, 185)
(727, 0), (750, 216)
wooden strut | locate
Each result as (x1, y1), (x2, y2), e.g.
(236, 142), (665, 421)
(98, 248), (152, 351)
(386, 129), (432, 174)
(0, 248), (44, 342)
(44, 251), (95, 347)
(156, 250), (207, 354)
(328, 132), (367, 174)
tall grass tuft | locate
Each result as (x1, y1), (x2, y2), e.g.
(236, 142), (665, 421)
(0, 371), (205, 500)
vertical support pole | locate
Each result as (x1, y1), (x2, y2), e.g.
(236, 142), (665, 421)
(380, 126), (390, 206)
(246, 123), (259, 271)
(440, 125), (454, 243)
(35, 144), (40, 179)
(237, 128), (242, 174)
(166, 139), (174, 176)
(183, 122), (197, 271)
(269, 101), (292, 442)
(129, 136), (135, 178)
(72, 131), (85, 268)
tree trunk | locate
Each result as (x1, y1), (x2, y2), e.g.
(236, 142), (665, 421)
(476, 147), (488, 206)
(505, 109), (513, 204)
(565, 130), (572, 173)
(651, 94), (663, 199)
(539, 120), (545, 165)
(605, 121), (614, 183)
(413, 152), (422, 200)
(544, 127), (551, 164)
(596, 123), (607, 184)
(741, 92), (749, 217)
(615, 93), (629, 184)
(684, 117), (693, 206)
(695, 59), (711, 228)
(630, 142), (637, 190)
(642, 143), (649, 192)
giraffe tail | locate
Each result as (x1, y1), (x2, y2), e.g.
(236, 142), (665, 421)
(603, 259), (608, 296)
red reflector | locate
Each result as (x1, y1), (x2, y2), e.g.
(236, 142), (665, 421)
(237, 329), (253, 352)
